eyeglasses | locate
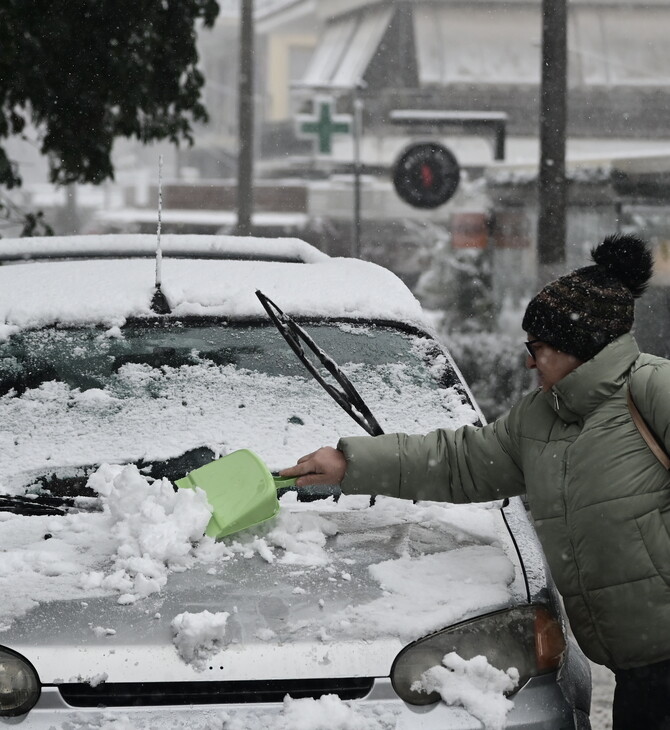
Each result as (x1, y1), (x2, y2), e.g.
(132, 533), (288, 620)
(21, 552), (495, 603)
(525, 340), (542, 359)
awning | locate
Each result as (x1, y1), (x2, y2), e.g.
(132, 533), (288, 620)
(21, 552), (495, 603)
(413, 3), (670, 88)
(570, 6), (670, 86)
(413, 4), (541, 85)
(300, 5), (394, 89)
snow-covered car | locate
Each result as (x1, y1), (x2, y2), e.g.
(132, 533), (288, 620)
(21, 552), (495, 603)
(0, 234), (591, 729)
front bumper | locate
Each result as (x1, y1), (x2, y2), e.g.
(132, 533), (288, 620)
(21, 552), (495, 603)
(1, 675), (586, 729)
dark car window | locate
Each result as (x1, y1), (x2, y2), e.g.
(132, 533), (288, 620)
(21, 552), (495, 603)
(0, 320), (464, 394)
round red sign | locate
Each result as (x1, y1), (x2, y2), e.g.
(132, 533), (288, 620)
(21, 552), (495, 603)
(392, 142), (461, 209)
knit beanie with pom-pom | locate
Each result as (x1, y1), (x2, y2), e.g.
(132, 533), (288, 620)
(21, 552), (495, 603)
(521, 233), (653, 361)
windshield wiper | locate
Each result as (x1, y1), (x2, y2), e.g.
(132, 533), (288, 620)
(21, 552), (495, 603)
(0, 493), (99, 516)
(256, 290), (384, 437)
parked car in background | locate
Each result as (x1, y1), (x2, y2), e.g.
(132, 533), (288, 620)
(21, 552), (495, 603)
(82, 207), (312, 240)
(0, 234), (590, 729)
(0, 232), (327, 263)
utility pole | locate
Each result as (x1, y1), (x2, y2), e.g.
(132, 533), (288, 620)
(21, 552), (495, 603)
(352, 92), (363, 258)
(537, 0), (568, 284)
(236, 0), (254, 236)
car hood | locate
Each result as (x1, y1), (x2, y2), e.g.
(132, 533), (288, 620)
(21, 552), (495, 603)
(1, 492), (525, 684)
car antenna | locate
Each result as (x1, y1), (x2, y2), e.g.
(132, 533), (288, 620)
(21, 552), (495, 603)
(151, 154), (171, 314)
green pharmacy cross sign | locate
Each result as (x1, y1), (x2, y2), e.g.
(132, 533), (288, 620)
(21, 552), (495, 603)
(296, 96), (353, 155)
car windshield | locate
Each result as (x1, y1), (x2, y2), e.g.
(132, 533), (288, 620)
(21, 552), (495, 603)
(0, 319), (479, 496)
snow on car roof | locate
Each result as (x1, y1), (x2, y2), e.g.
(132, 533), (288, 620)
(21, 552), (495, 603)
(0, 233), (329, 263)
(0, 239), (427, 331)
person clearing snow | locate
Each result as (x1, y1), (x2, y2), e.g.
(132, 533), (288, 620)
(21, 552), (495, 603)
(282, 234), (670, 729)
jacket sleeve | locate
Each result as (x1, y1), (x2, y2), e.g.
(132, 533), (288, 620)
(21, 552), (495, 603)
(337, 408), (526, 504)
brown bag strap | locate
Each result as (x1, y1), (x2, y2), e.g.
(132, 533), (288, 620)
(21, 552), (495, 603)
(627, 387), (670, 470)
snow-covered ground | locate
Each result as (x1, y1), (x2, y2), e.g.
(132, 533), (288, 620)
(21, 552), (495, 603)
(590, 662), (615, 730)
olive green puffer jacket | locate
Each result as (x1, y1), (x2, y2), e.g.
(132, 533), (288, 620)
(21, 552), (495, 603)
(338, 333), (670, 670)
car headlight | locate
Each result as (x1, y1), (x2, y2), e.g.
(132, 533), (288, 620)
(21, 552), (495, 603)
(0, 647), (41, 717)
(391, 604), (565, 705)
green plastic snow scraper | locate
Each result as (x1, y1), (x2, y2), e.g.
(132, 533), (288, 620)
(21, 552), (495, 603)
(175, 449), (296, 539)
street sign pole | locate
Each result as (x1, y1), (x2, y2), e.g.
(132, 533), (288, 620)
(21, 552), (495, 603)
(295, 94), (362, 256)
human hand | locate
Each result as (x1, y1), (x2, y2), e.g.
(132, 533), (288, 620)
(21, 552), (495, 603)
(279, 447), (347, 487)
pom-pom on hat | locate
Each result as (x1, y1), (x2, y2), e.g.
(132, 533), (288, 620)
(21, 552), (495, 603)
(521, 233), (653, 362)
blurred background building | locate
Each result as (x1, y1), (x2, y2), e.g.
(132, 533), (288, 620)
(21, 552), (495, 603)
(7, 0), (670, 342)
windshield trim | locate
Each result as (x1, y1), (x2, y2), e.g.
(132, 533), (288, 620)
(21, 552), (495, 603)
(4, 314), (433, 338)
(130, 314), (435, 338)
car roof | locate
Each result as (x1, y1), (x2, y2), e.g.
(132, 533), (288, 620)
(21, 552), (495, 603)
(0, 235), (427, 332)
(0, 233), (329, 264)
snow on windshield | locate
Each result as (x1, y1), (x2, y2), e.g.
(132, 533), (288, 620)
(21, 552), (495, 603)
(0, 330), (477, 489)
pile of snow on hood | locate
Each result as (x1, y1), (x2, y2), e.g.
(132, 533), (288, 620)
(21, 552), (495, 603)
(81, 464), (213, 604)
(172, 610), (231, 670)
(0, 467), (516, 655)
